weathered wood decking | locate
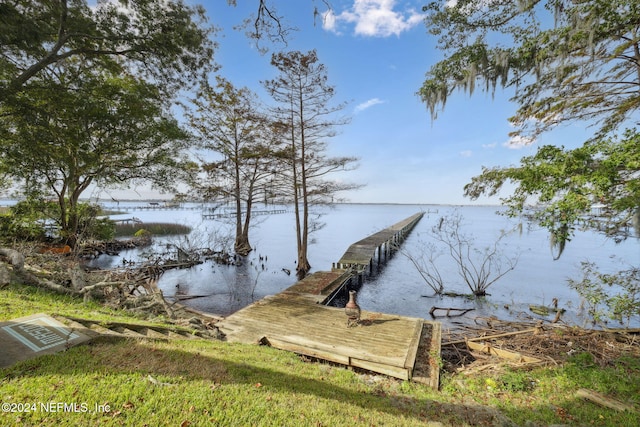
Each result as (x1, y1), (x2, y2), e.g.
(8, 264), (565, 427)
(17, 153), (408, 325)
(333, 212), (424, 274)
(217, 213), (441, 387)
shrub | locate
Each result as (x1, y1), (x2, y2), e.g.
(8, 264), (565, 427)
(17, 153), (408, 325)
(568, 261), (640, 326)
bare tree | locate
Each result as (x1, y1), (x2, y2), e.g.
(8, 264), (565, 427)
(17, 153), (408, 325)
(399, 244), (444, 296)
(408, 212), (519, 297)
(228, 0), (333, 52)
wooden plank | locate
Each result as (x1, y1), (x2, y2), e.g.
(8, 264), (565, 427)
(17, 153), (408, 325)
(350, 358), (410, 381)
(409, 322), (442, 389)
(285, 270), (351, 298)
(443, 328), (538, 346)
(268, 330), (412, 368)
(466, 341), (541, 364)
(429, 322), (442, 388)
(266, 337), (351, 365)
(403, 320), (424, 369)
(336, 213), (423, 267)
(268, 337), (412, 380)
(218, 295), (425, 368)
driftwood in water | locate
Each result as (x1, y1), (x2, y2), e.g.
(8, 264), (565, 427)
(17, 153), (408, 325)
(429, 306), (475, 318)
(172, 294), (212, 301)
(79, 236), (152, 259)
(529, 304), (565, 316)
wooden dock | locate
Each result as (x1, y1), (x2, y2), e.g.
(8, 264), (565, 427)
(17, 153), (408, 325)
(217, 270), (440, 385)
(202, 208), (287, 219)
(333, 212), (424, 274)
(217, 213), (441, 387)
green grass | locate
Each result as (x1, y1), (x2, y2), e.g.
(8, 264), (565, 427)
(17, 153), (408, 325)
(114, 222), (192, 237)
(1, 283), (639, 426)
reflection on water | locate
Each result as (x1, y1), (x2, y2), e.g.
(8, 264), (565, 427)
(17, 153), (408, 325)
(87, 202), (638, 328)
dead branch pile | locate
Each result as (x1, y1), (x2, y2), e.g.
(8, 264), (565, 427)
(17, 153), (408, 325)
(440, 316), (640, 374)
(79, 236), (152, 259)
(0, 245), (188, 319)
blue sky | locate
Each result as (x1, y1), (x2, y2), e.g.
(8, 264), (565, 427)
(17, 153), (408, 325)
(169, 1), (590, 204)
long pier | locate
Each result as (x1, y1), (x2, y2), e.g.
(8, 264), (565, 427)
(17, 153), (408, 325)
(202, 209), (287, 219)
(216, 212), (441, 387)
(333, 212), (423, 275)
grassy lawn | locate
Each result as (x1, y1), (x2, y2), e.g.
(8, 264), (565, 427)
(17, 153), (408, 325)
(1, 283), (638, 426)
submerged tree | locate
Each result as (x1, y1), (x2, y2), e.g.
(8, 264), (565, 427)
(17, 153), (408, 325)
(568, 262), (640, 327)
(186, 77), (285, 256)
(406, 212), (519, 297)
(0, 62), (192, 247)
(263, 50), (358, 276)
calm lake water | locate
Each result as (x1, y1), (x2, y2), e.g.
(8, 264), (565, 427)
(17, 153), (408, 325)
(92, 202), (639, 329)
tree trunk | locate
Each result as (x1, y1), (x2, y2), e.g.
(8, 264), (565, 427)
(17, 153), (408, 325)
(295, 85), (311, 277)
(296, 250), (311, 278)
(234, 143), (244, 255)
(236, 187), (254, 256)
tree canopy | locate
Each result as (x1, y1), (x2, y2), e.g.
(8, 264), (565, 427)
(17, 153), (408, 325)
(420, 0), (640, 247)
(0, 60), (192, 246)
(464, 130), (640, 253)
(420, 0), (640, 141)
(186, 77), (285, 255)
(0, 0), (214, 246)
(0, 0), (216, 99)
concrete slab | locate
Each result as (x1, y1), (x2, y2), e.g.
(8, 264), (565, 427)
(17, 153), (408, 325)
(0, 313), (92, 368)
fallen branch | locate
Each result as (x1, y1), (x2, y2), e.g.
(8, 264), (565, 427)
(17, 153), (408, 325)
(172, 294), (212, 301)
(147, 375), (175, 387)
(443, 328), (540, 346)
(429, 306), (475, 318)
(155, 290), (175, 319)
(21, 268), (78, 296)
(0, 247), (24, 271)
(23, 264), (56, 277)
(576, 388), (636, 412)
(465, 340), (542, 364)
(79, 281), (129, 294)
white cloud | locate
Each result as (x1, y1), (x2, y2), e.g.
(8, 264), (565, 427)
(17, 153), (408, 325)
(460, 150), (473, 157)
(504, 135), (535, 149)
(482, 142), (497, 149)
(322, 10), (338, 33)
(323, 0), (424, 37)
(355, 97), (385, 113)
